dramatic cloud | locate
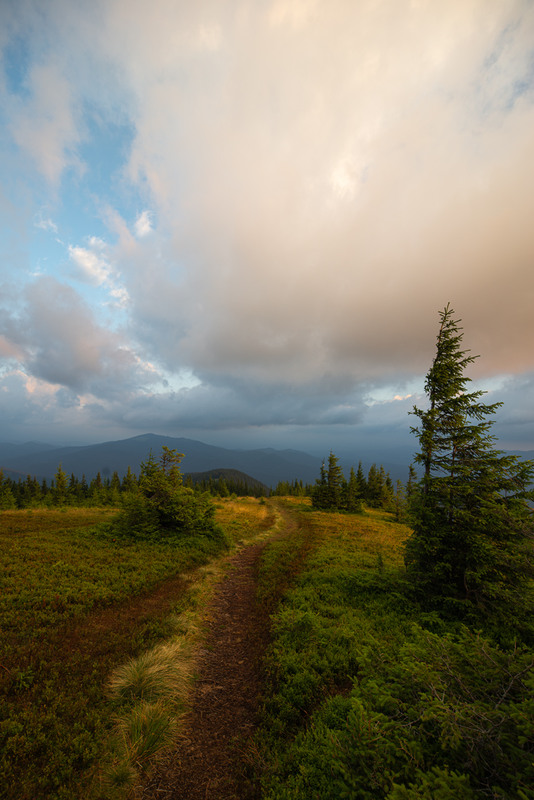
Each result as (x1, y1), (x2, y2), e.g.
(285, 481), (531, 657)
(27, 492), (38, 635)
(0, 0), (533, 453)
(0, 276), (157, 397)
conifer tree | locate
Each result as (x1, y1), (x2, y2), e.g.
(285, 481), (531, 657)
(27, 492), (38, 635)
(217, 477), (229, 497)
(312, 459), (329, 509)
(121, 466), (137, 492)
(53, 464), (69, 505)
(393, 479), (406, 522)
(0, 470), (16, 509)
(312, 452), (346, 510)
(380, 467), (395, 510)
(344, 466), (363, 512)
(112, 447), (219, 539)
(356, 461), (367, 499)
(405, 304), (534, 614)
(366, 464), (382, 507)
(326, 451), (344, 508)
(406, 464), (417, 503)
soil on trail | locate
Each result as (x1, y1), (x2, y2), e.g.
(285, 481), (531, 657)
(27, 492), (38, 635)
(141, 540), (272, 800)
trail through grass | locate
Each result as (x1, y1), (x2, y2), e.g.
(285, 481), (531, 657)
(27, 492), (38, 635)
(0, 500), (271, 800)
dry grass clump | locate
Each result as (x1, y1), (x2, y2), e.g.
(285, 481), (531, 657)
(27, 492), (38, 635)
(109, 640), (191, 705)
(116, 700), (176, 766)
(102, 635), (194, 795)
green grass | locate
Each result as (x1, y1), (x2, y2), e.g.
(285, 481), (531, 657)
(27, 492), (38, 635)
(5, 498), (531, 800)
(0, 501), (271, 800)
(255, 501), (534, 800)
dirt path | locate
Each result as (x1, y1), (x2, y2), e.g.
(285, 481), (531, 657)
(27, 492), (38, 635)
(140, 540), (271, 800)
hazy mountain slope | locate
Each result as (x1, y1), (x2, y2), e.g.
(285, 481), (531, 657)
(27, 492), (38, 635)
(4, 434), (526, 489)
(0, 433), (324, 487)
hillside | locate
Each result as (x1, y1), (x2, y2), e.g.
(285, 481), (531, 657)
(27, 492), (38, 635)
(185, 468), (268, 493)
(2, 434), (529, 490)
(0, 433), (323, 488)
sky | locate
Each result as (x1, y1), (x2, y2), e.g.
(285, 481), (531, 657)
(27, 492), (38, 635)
(0, 0), (533, 459)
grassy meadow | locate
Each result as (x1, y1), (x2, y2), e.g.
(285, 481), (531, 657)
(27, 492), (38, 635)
(0, 499), (272, 800)
(254, 499), (534, 800)
(2, 497), (533, 800)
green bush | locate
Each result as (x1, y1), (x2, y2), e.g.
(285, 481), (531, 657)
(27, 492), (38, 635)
(111, 447), (222, 541)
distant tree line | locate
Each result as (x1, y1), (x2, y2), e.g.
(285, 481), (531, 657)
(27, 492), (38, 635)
(0, 466), (130, 509)
(260, 460), (417, 516)
(0, 463), (272, 509)
(183, 473), (268, 498)
(307, 452), (417, 517)
(0, 458), (415, 510)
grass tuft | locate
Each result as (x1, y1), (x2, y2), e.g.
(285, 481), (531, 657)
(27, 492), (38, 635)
(103, 758), (138, 790)
(109, 640), (191, 704)
(116, 700), (176, 765)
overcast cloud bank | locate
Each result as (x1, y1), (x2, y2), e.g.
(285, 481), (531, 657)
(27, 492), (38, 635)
(0, 0), (533, 453)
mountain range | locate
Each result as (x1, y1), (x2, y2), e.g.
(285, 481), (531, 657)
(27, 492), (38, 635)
(0, 433), (324, 488)
(2, 433), (531, 489)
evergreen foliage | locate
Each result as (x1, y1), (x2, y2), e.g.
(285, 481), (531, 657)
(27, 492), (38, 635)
(112, 447), (221, 540)
(0, 456), (268, 508)
(186, 469), (268, 497)
(405, 304), (534, 618)
(0, 470), (16, 509)
(53, 463), (68, 505)
(311, 453), (396, 513)
(272, 478), (309, 497)
(312, 452), (350, 510)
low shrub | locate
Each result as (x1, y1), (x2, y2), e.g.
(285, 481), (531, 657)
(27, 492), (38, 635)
(255, 502), (534, 800)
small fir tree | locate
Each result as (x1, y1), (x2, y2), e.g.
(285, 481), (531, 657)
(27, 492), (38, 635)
(53, 464), (69, 506)
(312, 459), (329, 509)
(405, 304), (534, 615)
(366, 464), (382, 508)
(356, 461), (367, 499)
(343, 466), (363, 512)
(393, 479), (406, 522)
(326, 451), (344, 508)
(312, 452), (346, 510)
(0, 470), (16, 509)
(121, 466), (137, 492)
(112, 447), (221, 540)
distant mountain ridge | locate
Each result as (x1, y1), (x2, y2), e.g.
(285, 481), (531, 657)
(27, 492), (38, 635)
(2, 434), (530, 489)
(0, 433), (323, 488)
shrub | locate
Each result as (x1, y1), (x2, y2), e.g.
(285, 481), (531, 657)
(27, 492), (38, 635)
(111, 447), (220, 541)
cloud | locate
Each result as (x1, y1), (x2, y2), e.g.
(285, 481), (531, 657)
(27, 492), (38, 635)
(0, 334), (24, 361)
(8, 61), (82, 185)
(94, 0), (534, 387)
(68, 237), (130, 307)
(34, 214), (58, 234)
(0, 275), (156, 398)
(68, 243), (111, 286)
(133, 210), (153, 238)
(1, 0), (533, 450)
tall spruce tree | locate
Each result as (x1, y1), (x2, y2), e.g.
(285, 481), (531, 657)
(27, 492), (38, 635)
(344, 466), (363, 512)
(312, 452), (346, 510)
(326, 451), (344, 508)
(405, 304), (534, 614)
(312, 459), (329, 509)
